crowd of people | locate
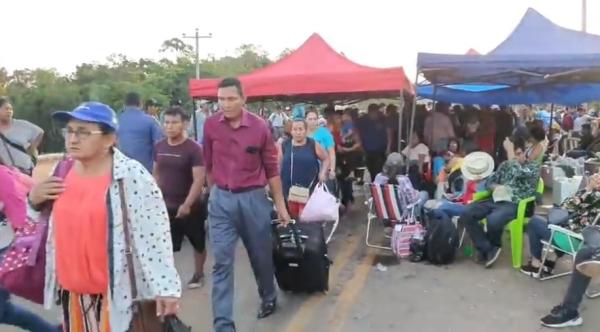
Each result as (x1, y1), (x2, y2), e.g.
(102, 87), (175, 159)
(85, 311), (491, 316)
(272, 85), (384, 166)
(0, 77), (600, 332)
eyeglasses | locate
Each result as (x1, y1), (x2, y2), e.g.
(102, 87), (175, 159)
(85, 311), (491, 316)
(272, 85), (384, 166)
(61, 128), (103, 140)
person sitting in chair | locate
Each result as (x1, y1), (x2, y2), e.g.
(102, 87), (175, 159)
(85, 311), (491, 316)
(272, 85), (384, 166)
(425, 152), (491, 220)
(540, 227), (600, 328)
(459, 141), (541, 268)
(521, 173), (600, 278)
(374, 152), (428, 220)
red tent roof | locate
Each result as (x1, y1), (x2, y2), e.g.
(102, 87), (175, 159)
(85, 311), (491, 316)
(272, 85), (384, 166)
(465, 48), (481, 55)
(189, 33), (412, 101)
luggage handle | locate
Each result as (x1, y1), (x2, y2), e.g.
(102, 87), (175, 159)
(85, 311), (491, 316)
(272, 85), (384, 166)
(271, 219), (304, 255)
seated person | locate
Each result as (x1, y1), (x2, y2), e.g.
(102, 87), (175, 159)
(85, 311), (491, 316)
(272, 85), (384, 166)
(425, 153), (489, 220)
(525, 124), (546, 163)
(566, 123), (595, 159)
(459, 142), (541, 268)
(540, 244), (600, 328)
(521, 173), (600, 278)
(402, 132), (430, 166)
(402, 132), (434, 194)
(432, 138), (461, 182)
(374, 152), (429, 219)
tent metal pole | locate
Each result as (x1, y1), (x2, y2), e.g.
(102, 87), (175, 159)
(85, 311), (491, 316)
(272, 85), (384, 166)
(406, 71), (420, 172)
(192, 98), (198, 142)
(397, 89), (404, 152)
(549, 103), (555, 134)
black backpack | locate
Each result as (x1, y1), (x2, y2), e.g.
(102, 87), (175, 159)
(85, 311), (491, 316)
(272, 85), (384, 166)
(425, 210), (459, 265)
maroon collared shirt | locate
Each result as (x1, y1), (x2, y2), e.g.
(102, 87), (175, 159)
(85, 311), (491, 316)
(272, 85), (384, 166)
(203, 110), (279, 191)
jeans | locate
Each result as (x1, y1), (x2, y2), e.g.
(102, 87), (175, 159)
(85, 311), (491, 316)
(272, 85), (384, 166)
(365, 151), (386, 182)
(208, 187), (276, 332)
(563, 246), (595, 311)
(339, 178), (354, 206)
(436, 200), (467, 219)
(460, 199), (518, 254)
(527, 216), (552, 260)
(0, 288), (57, 332)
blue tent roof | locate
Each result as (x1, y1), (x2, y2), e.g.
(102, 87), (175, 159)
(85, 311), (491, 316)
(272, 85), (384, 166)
(490, 8), (600, 55)
(417, 83), (600, 105)
(416, 8), (600, 104)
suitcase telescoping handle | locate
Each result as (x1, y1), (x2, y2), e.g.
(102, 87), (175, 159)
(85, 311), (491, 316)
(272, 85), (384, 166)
(271, 219), (304, 254)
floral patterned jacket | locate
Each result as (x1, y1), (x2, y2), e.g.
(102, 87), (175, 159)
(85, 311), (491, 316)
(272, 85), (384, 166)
(561, 189), (600, 232)
(28, 149), (181, 332)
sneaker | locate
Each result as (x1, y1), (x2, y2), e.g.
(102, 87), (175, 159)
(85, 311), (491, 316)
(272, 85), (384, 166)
(540, 305), (583, 328)
(576, 259), (600, 278)
(476, 250), (487, 264)
(187, 273), (205, 289)
(520, 262), (553, 278)
(485, 247), (502, 268)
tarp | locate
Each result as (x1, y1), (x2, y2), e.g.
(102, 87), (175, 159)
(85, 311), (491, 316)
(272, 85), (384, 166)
(416, 8), (600, 104)
(490, 8), (600, 55)
(189, 33), (412, 101)
(417, 83), (600, 105)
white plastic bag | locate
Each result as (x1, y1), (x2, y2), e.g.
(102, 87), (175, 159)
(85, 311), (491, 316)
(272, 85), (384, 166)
(300, 183), (339, 222)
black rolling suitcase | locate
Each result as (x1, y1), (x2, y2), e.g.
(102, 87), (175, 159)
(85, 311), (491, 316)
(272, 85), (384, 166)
(272, 222), (331, 293)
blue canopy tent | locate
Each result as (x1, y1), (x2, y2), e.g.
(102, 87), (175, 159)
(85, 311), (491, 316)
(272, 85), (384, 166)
(416, 8), (600, 105)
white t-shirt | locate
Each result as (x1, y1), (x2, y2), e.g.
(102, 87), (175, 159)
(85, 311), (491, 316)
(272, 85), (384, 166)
(402, 143), (431, 163)
(574, 115), (590, 133)
(0, 119), (43, 171)
(268, 112), (288, 128)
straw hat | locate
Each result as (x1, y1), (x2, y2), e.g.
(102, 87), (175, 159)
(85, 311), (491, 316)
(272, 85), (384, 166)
(461, 152), (494, 181)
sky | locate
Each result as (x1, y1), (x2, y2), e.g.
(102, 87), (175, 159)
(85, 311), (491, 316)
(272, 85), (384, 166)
(2, 0), (599, 78)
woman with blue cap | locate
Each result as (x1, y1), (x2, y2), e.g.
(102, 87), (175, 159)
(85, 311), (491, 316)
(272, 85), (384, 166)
(27, 102), (181, 332)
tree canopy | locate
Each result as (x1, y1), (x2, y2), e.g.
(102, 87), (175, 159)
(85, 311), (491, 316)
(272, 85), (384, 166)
(1, 38), (274, 152)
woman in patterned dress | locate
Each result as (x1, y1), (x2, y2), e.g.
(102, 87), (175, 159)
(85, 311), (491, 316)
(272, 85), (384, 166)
(28, 102), (181, 332)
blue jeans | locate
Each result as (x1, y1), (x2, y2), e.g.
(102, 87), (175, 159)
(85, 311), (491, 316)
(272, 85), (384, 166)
(460, 199), (518, 254)
(0, 288), (58, 332)
(527, 216), (552, 260)
(436, 200), (467, 219)
(208, 187), (276, 332)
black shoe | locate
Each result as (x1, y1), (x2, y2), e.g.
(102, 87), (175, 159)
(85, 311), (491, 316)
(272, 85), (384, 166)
(540, 305), (583, 328)
(485, 247), (502, 268)
(520, 262), (552, 279)
(476, 251), (487, 264)
(257, 300), (277, 319)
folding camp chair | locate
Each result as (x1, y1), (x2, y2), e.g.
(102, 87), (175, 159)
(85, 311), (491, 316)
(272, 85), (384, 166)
(538, 216), (600, 298)
(365, 183), (420, 250)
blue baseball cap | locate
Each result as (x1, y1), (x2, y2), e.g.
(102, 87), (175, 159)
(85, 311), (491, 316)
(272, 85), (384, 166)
(52, 102), (119, 131)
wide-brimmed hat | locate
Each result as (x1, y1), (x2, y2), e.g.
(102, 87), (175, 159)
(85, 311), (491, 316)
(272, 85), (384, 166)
(461, 151), (494, 181)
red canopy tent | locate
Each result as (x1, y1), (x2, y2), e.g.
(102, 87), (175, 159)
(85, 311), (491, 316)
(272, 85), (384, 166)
(188, 33), (412, 102)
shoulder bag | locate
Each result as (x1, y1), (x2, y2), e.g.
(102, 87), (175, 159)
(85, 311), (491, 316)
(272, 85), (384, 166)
(118, 180), (189, 332)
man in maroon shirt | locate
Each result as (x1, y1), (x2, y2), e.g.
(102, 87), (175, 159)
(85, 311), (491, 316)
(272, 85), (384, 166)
(153, 106), (207, 290)
(203, 77), (291, 332)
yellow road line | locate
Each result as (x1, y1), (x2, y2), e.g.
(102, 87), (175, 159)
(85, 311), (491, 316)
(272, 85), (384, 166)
(282, 234), (361, 332)
(327, 248), (377, 332)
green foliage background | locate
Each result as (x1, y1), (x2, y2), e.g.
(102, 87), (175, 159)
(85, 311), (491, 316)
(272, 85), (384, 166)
(0, 39), (278, 152)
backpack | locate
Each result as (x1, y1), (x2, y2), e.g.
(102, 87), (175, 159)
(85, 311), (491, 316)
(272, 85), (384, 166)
(425, 210), (459, 265)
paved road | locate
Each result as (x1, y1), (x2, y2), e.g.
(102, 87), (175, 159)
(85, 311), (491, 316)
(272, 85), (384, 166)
(7, 193), (600, 332)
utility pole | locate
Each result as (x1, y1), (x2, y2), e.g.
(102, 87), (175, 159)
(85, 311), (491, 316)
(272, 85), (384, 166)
(183, 28), (212, 79)
(582, 0), (587, 32)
